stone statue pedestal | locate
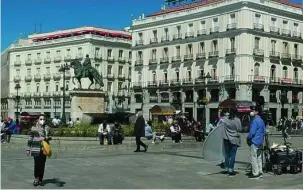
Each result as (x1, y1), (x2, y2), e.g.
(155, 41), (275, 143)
(70, 89), (105, 123)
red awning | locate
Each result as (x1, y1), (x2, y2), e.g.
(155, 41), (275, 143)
(110, 32), (122, 37)
(98, 31), (109, 35)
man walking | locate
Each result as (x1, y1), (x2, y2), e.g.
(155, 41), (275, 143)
(247, 107), (266, 179)
(134, 111), (148, 152)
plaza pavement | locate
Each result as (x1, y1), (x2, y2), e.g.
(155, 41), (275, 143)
(1, 134), (303, 189)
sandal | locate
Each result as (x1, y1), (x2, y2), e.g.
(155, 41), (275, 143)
(33, 180), (39, 187)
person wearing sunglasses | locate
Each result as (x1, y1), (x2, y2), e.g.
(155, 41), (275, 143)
(26, 114), (51, 187)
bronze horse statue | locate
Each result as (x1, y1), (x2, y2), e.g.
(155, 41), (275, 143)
(70, 59), (104, 89)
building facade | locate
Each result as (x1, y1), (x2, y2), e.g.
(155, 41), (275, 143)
(130, 0), (303, 123)
(1, 27), (132, 120)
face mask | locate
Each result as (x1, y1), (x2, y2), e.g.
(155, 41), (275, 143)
(250, 112), (255, 117)
(224, 112), (230, 116)
(39, 119), (45, 126)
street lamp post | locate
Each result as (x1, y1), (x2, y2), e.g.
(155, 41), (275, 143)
(59, 63), (70, 126)
(197, 72), (212, 129)
(14, 84), (21, 120)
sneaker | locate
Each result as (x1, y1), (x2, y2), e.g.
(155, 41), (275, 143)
(228, 171), (237, 177)
(220, 171), (228, 174)
(249, 174), (261, 179)
(152, 141), (155, 144)
(259, 173), (263, 178)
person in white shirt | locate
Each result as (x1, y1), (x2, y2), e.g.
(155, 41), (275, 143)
(67, 118), (74, 127)
(98, 120), (110, 145)
(170, 121), (182, 143)
(75, 118), (81, 125)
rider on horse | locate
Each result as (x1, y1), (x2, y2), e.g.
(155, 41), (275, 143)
(82, 54), (93, 77)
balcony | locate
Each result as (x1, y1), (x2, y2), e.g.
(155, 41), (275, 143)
(197, 29), (207, 36)
(65, 72), (71, 79)
(25, 75), (32, 82)
(135, 60), (143, 66)
(253, 23), (264, 31)
(292, 54), (302, 63)
(118, 57), (126, 63)
(210, 27), (219, 34)
(54, 56), (61, 62)
(107, 56), (115, 62)
(173, 34), (182, 40)
(227, 23), (237, 30)
(64, 55), (73, 61)
(149, 59), (157, 65)
(161, 36), (169, 42)
(170, 79), (181, 86)
(150, 38), (158, 44)
(44, 74), (51, 81)
(132, 82), (142, 89)
(23, 92), (32, 98)
(53, 73), (61, 80)
(76, 54), (83, 59)
(33, 92), (41, 97)
(185, 32), (194, 38)
(196, 52), (206, 60)
(226, 48), (236, 55)
(208, 76), (219, 83)
(44, 57), (51, 64)
(14, 76), (21, 82)
(150, 96), (158, 103)
(14, 60), (21, 66)
(281, 78), (292, 84)
(250, 75), (266, 83)
(281, 53), (291, 61)
(182, 78), (193, 85)
(270, 27), (280, 34)
(107, 74), (115, 79)
(195, 77), (206, 84)
(253, 48), (264, 56)
(34, 58), (42, 65)
(292, 31), (301, 39)
(34, 74), (41, 81)
(160, 57), (169, 64)
(159, 80), (169, 87)
(269, 51), (280, 59)
(118, 74), (125, 80)
(184, 54), (193, 61)
(43, 92), (52, 97)
(25, 59), (32, 66)
(223, 75), (237, 82)
(208, 51), (219, 58)
(136, 40), (144, 46)
(281, 29), (291, 37)
(172, 56), (181, 62)
(94, 55), (102, 61)
(53, 91), (61, 97)
(44, 104), (51, 108)
(117, 90), (124, 97)
(269, 77), (281, 84)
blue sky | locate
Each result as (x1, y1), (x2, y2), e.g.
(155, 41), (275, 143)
(1, 0), (302, 51)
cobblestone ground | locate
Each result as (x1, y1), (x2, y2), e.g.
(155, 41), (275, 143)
(1, 135), (303, 189)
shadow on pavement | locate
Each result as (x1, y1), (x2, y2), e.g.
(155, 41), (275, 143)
(43, 178), (66, 187)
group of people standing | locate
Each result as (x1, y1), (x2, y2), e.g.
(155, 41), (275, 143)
(1, 117), (20, 143)
(218, 106), (266, 179)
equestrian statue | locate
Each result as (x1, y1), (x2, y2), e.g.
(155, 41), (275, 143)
(70, 54), (104, 89)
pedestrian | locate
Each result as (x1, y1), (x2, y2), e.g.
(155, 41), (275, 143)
(26, 114), (51, 186)
(134, 111), (148, 152)
(247, 106), (266, 179)
(219, 108), (242, 177)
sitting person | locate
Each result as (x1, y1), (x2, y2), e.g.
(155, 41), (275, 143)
(170, 121), (182, 143)
(206, 122), (215, 136)
(194, 122), (204, 141)
(112, 122), (124, 145)
(98, 120), (110, 145)
(145, 121), (164, 144)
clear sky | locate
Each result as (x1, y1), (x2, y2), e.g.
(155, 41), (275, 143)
(1, 0), (302, 51)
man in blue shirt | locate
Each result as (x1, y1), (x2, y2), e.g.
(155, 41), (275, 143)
(247, 107), (266, 179)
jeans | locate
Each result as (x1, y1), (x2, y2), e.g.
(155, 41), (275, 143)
(250, 144), (263, 176)
(223, 139), (238, 172)
(34, 152), (47, 181)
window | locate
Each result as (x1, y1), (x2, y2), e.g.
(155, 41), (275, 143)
(25, 99), (32, 106)
(118, 82), (123, 90)
(186, 44), (192, 54)
(212, 40), (218, 51)
(230, 37), (235, 49)
(34, 99), (41, 106)
(66, 49), (70, 55)
(254, 63), (260, 76)
(78, 47), (82, 54)
(56, 50), (61, 55)
(270, 65), (276, 79)
(26, 84), (30, 92)
(138, 73), (142, 82)
(46, 83), (49, 92)
(95, 64), (100, 72)
(271, 18), (276, 26)
(230, 14), (236, 24)
(188, 23), (193, 32)
(283, 21), (288, 29)
(294, 44), (298, 55)
(271, 40), (276, 51)
(118, 50), (123, 58)
(36, 84), (40, 92)
(129, 67), (131, 76)
(176, 26), (181, 34)
(66, 81), (69, 90)
(36, 68), (40, 74)
(151, 49), (157, 59)
(46, 67), (50, 74)
(118, 66), (123, 75)
(283, 42), (288, 53)
(56, 83), (59, 91)
(230, 64), (235, 76)
(46, 51), (50, 57)
(187, 70), (192, 79)
(44, 99), (51, 106)
(27, 54), (31, 59)
(107, 65), (112, 75)
(199, 42), (205, 52)
(152, 30), (157, 38)
(27, 68), (31, 75)
(138, 51), (143, 60)
(175, 46), (180, 56)
(283, 66), (288, 78)
(294, 23), (299, 32)
(164, 72), (168, 82)
(128, 51), (132, 59)
(255, 14), (261, 24)
(164, 28), (168, 37)
(16, 69), (20, 75)
(163, 48), (168, 58)
(16, 55), (20, 60)
(95, 47), (100, 57)
(138, 33), (143, 40)
(152, 72), (156, 82)
(107, 82), (112, 91)
(213, 18), (218, 27)
(37, 53), (41, 58)
(255, 37), (260, 49)
(201, 21), (206, 29)
(199, 69), (204, 77)
(211, 68), (217, 78)
(176, 71), (179, 81)
(294, 68), (298, 80)
(107, 49), (112, 57)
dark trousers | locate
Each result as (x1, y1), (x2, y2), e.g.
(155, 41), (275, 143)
(194, 131), (204, 142)
(223, 139), (238, 172)
(172, 133), (181, 143)
(135, 136), (146, 150)
(113, 133), (123, 144)
(5, 130), (11, 143)
(34, 153), (47, 181)
(99, 133), (111, 145)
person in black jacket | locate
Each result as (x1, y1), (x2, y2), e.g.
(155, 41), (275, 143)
(134, 111), (148, 152)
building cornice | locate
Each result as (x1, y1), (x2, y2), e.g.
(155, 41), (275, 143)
(131, 1), (303, 31)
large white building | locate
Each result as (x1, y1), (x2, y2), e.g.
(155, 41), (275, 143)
(1, 26), (132, 120)
(130, 0), (303, 123)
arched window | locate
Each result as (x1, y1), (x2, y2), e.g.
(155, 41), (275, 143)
(26, 83), (30, 92)
(270, 65), (276, 79)
(55, 83), (59, 91)
(282, 66), (288, 78)
(254, 63), (260, 76)
(175, 68), (179, 81)
(230, 63), (235, 76)
(36, 83), (40, 92)
(152, 71), (156, 82)
(293, 68), (298, 81)
(187, 67), (192, 79)
(45, 83), (49, 92)
(163, 71), (168, 83)
(66, 81), (69, 91)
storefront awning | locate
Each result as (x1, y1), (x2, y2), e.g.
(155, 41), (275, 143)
(151, 105), (176, 115)
(218, 99), (255, 112)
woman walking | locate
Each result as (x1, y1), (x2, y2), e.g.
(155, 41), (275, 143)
(219, 108), (242, 176)
(26, 114), (51, 186)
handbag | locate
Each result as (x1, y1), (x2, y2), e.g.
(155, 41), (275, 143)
(41, 140), (52, 158)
